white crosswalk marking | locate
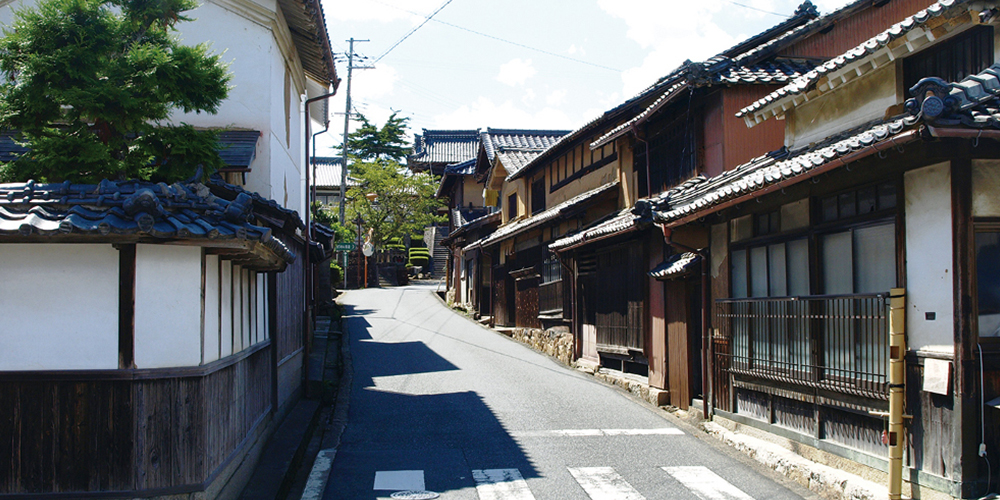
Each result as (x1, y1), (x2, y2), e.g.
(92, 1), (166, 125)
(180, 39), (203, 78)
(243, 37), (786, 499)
(568, 467), (645, 500)
(511, 428), (684, 438)
(662, 466), (756, 500)
(472, 468), (536, 500)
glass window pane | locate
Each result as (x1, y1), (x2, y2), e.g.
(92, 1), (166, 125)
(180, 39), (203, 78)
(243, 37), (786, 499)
(787, 238), (810, 296)
(858, 185), (877, 214)
(879, 182), (897, 210)
(839, 191), (857, 219)
(732, 249), (748, 298)
(977, 231), (1000, 337)
(822, 231), (853, 294)
(854, 223), (896, 293)
(751, 246), (769, 297)
(769, 243), (787, 297)
(821, 196), (838, 222)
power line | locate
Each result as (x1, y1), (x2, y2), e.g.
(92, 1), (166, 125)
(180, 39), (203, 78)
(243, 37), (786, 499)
(374, 0), (454, 63)
(366, 0), (620, 72)
(727, 1), (788, 17)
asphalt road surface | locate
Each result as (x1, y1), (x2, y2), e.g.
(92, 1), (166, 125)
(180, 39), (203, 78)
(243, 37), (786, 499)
(324, 284), (812, 500)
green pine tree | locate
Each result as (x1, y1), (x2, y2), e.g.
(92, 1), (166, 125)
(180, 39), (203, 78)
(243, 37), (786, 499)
(0, 0), (232, 183)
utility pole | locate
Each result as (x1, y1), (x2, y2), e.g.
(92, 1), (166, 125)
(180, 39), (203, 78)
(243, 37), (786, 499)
(338, 38), (372, 289)
(338, 38), (371, 225)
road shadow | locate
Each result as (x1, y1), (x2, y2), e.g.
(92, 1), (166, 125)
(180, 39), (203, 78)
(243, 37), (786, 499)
(329, 304), (539, 498)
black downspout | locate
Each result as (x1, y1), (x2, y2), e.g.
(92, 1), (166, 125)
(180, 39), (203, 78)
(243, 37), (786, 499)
(303, 90), (336, 398)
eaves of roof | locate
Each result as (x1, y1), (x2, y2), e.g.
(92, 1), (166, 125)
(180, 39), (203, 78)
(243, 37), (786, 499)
(549, 207), (646, 252)
(737, 0), (971, 126)
(656, 62), (1000, 227)
(0, 179), (295, 270)
(277, 0), (338, 86)
(441, 210), (501, 247)
(650, 252), (701, 280)
(463, 181), (618, 252)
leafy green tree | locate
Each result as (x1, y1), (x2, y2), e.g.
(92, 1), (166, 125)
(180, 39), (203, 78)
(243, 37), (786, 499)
(343, 111), (410, 163)
(311, 200), (353, 242)
(0, 0), (232, 183)
(346, 158), (445, 249)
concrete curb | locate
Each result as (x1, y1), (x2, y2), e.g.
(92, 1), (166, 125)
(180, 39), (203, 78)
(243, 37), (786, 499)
(299, 312), (354, 500)
(702, 421), (887, 500)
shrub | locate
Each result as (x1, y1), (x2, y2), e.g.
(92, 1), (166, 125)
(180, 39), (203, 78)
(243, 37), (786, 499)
(329, 262), (342, 284)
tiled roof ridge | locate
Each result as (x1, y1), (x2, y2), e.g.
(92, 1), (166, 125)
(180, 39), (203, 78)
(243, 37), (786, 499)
(903, 63), (1000, 127)
(737, 0), (967, 119)
(485, 128), (572, 135)
(207, 174), (304, 230)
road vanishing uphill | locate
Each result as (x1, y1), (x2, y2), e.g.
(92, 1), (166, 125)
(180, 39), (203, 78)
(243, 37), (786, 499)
(323, 284), (815, 500)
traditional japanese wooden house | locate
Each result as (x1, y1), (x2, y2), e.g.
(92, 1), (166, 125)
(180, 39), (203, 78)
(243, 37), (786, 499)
(646, 0), (1000, 496)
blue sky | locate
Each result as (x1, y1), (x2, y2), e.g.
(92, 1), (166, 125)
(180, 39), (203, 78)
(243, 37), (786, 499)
(315, 0), (855, 154)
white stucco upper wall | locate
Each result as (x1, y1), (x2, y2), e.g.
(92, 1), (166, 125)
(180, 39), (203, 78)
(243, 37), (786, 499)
(134, 244), (203, 368)
(786, 64), (898, 151)
(905, 162), (954, 356)
(0, 244), (119, 370)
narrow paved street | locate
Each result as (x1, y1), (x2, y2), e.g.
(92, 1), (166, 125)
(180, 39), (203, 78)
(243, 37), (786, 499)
(324, 284), (811, 500)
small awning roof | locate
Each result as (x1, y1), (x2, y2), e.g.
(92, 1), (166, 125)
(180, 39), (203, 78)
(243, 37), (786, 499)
(650, 252), (701, 280)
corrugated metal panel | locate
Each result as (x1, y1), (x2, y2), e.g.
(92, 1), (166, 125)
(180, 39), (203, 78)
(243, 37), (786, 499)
(780, 0), (940, 60)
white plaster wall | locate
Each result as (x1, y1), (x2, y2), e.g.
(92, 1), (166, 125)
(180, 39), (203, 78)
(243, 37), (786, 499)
(256, 273), (266, 343)
(0, 244), (119, 370)
(973, 160), (1000, 216)
(788, 65), (898, 150)
(233, 264), (244, 352)
(905, 162), (954, 355)
(134, 244), (202, 368)
(204, 255), (221, 363)
(221, 260), (233, 357)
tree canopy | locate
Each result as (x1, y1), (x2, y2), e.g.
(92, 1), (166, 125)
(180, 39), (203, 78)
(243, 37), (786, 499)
(343, 111), (410, 163)
(0, 0), (232, 183)
(345, 159), (445, 249)
(339, 112), (443, 248)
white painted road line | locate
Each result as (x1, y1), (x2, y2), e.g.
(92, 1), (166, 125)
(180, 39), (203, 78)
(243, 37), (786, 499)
(472, 468), (536, 500)
(374, 470), (425, 491)
(568, 467), (645, 500)
(662, 466), (756, 500)
(511, 428), (684, 438)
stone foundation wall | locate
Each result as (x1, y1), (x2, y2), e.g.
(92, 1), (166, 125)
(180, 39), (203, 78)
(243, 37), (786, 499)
(508, 327), (574, 366)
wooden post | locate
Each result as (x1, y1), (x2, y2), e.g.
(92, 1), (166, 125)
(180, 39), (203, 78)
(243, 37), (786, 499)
(888, 287), (907, 500)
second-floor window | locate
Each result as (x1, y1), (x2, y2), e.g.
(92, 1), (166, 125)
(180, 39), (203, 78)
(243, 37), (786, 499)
(531, 178), (546, 214)
(508, 193), (518, 220)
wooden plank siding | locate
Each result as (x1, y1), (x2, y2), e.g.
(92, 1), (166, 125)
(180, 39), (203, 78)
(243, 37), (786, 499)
(0, 346), (271, 496)
(595, 241), (646, 353)
(273, 234), (305, 410)
(780, 0), (939, 61)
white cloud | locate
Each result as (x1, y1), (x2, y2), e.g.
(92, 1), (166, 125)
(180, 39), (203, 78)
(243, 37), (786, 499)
(323, 0), (444, 23)
(522, 88), (537, 106)
(599, 0), (742, 95)
(497, 58), (537, 87)
(353, 63), (398, 100)
(546, 89), (568, 106)
(432, 97), (575, 130)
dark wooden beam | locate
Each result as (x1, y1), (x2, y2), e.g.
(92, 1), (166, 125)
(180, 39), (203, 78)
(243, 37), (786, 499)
(118, 244), (136, 369)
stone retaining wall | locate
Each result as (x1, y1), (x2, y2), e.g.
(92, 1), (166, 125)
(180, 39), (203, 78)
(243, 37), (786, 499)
(507, 327), (574, 366)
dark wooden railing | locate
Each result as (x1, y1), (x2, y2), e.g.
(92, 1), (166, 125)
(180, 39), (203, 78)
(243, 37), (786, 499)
(538, 279), (563, 314)
(714, 293), (889, 400)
